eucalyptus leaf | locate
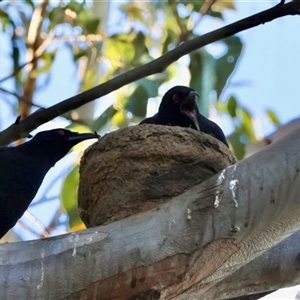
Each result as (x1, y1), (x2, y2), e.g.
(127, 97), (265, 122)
(125, 78), (163, 118)
(215, 36), (243, 98)
(240, 108), (256, 142)
(92, 105), (118, 131)
(227, 96), (238, 118)
(189, 49), (215, 116)
(227, 132), (246, 161)
(266, 109), (280, 126)
(125, 85), (148, 117)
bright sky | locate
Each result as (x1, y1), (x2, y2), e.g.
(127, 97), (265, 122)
(225, 1), (300, 129)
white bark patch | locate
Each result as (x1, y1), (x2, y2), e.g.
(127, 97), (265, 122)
(68, 233), (80, 257)
(37, 248), (45, 290)
(229, 179), (239, 207)
(229, 164), (239, 207)
(215, 169), (226, 207)
(67, 232), (108, 257)
(187, 208), (192, 220)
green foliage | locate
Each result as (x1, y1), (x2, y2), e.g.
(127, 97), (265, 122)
(266, 109), (280, 126)
(131, 32), (149, 66)
(93, 105), (118, 132)
(125, 85), (148, 117)
(189, 49), (210, 115)
(48, 1), (92, 32)
(60, 124), (95, 230)
(61, 165), (83, 230)
(119, 3), (146, 23)
(220, 95), (258, 160)
(106, 34), (136, 68)
(125, 78), (163, 117)
(227, 96), (237, 118)
(24, 0), (34, 9)
(189, 37), (242, 116)
(0, 0), (280, 238)
(227, 132), (245, 161)
(32, 51), (57, 77)
(0, 8), (13, 31)
(78, 13), (100, 34)
(215, 36), (243, 98)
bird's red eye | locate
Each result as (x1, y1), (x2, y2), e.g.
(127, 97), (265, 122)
(58, 130), (65, 136)
(173, 94), (179, 103)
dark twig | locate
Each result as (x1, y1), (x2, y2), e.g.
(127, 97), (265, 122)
(0, 87), (90, 129)
(199, 0), (217, 16)
(0, 31), (55, 84)
(0, 87), (44, 109)
(0, 62), (31, 85)
(0, 1), (299, 146)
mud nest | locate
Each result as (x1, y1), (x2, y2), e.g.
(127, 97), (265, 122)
(78, 125), (237, 228)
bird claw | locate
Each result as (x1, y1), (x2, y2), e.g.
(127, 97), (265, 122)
(94, 131), (101, 139)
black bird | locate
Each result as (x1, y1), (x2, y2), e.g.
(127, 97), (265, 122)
(0, 128), (98, 239)
(140, 85), (228, 147)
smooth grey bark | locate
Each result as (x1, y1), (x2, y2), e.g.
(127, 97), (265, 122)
(208, 229), (300, 299)
(0, 127), (300, 299)
(1, 1), (300, 145)
(245, 116), (300, 157)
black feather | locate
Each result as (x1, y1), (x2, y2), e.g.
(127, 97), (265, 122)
(0, 129), (98, 239)
(140, 86), (228, 147)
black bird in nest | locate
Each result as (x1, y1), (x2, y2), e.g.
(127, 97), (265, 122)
(0, 128), (98, 239)
(140, 85), (228, 147)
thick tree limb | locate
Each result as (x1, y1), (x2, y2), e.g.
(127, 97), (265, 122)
(212, 230), (300, 299)
(0, 1), (299, 145)
(245, 116), (300, 157)
(0, 122), (300, 299)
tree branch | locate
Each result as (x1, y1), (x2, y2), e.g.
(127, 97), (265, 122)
(1, 126), (300, 299)
(0, 87), (44, 109)
(0, 30), (55, 85)
(209, 229), (300, 299)
(0, 1), (299, 145)
(20, 0), (49, 120)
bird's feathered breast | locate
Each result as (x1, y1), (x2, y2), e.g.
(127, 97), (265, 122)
(0, 148), (51, 223)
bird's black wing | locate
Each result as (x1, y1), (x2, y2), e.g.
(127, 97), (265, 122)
(139, 114), (159, 125)
(0, 147), (11, 153)
(0, 149), (48, 238)
(0, 129), (98, 239)
(197, 113), (229, 147)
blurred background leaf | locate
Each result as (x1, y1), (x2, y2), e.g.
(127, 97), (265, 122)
(61, 165), (84, 230)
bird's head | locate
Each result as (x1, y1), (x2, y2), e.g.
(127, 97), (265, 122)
(159, 86), (200, 130)
(24, 128), (99, 166)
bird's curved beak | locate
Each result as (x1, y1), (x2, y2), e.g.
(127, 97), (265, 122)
(66, 131), (100, 142)
(180, 91), (200, 131)
(188, 91), (200, 98)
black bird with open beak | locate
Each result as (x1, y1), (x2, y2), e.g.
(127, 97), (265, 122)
(0, 128), (99, 239)
(140, 85), (228, 147)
